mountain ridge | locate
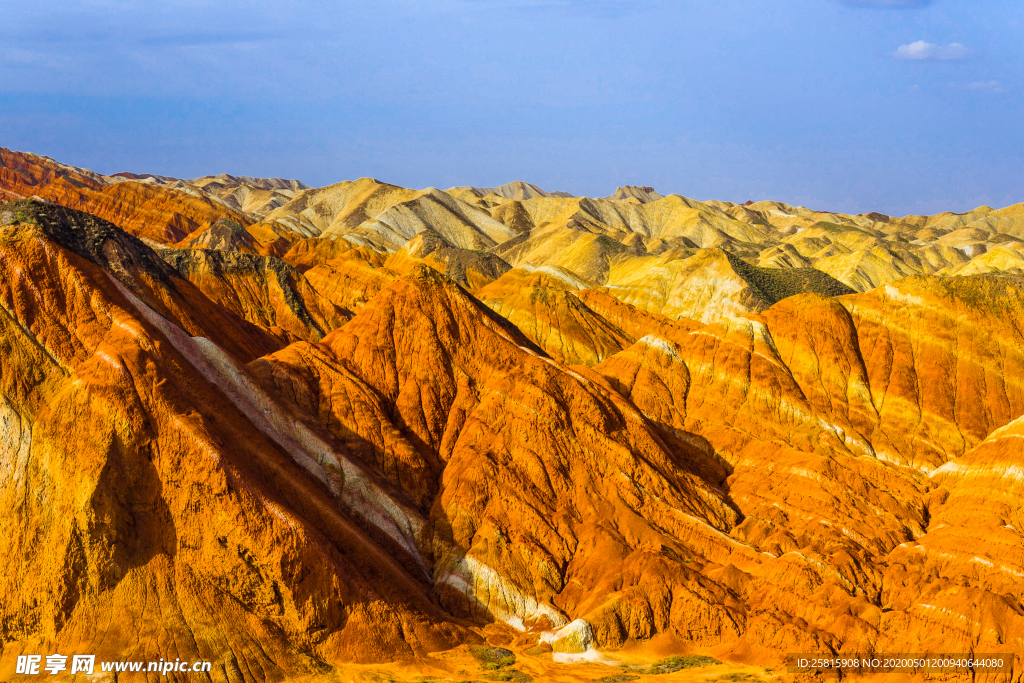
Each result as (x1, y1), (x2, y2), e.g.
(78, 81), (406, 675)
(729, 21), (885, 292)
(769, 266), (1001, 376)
(1, 149), (1023, 680)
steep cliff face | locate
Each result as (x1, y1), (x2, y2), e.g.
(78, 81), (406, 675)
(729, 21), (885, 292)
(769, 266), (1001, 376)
(0, 203), (468, 677)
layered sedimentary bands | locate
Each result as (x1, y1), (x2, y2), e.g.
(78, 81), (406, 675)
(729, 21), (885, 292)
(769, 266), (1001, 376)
(1, 148), (1023, 681)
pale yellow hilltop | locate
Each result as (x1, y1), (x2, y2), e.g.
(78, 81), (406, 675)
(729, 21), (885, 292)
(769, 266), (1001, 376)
(99, 163), (1024, 328)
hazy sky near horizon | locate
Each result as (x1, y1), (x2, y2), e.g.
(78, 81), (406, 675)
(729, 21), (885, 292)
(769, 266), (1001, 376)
(1, 0), (1021, 215)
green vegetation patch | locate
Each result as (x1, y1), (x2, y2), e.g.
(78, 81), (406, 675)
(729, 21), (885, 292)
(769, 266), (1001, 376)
(596, 675), (640, 682)
(215, 218), (245, 232)
(1, 209), (35, 225)
(723, 251), (855, 304)
(593, 233), (630, 254)
(646, 655), (722, 674)
(469, 646), (516, 670)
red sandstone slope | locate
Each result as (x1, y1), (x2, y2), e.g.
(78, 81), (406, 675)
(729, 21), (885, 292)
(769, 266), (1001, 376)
(0, 148), (252, 243)
(879, 414), (1024, 655)
(250, 265), (746, 648)
(587, 279), (1024, 658)
(0, 201), (471, 675)
(158, 248), (350, 344)
(248, 263), (1024, 661)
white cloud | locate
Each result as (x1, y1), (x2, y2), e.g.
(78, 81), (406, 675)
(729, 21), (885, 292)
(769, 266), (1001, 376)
(893, 40), (969, 60)
(965, 80), (1006, 93)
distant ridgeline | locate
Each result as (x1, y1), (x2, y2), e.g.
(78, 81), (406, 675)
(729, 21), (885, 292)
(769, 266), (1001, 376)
(2, 147), (1024, 679)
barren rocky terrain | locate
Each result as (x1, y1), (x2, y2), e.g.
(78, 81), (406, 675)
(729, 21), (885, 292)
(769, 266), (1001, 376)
(1, 148), (1022, 682)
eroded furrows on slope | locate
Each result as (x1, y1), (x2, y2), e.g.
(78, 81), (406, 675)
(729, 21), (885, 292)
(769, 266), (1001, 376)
(251, 267), (759, 648)
(248, 284), (688, 643)
(110, 274), (437, 581)
(947, 310), (970, 458)
(585, 293), (941, 616)
(843, 278), (1024, 468)
(1, 293), (303, 673)
(14, 174), (1024, 664)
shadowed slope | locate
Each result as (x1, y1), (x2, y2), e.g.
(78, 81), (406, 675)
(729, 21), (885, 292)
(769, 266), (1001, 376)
(250, 265), (747, 649)
(0, 208), (472, 677)
(159, 248), (350, 343)
(475, 268), (633, 366)
(604, 248), (852, 324)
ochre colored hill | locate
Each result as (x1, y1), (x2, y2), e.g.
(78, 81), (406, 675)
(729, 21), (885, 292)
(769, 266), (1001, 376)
(3, 152), (1024, 681)
(186, 173), (308, 215)
(480, 284), (632, 366)
(449, 181), (574, 200)
(384, 230), (512, 290)
(111, 172), (308, 217)
(159, 248), (350, 343)
(605, 185), (665, 203)
(281, 236), (388, 273)
(8, 148), (1024, 303)
(0, 148), (254, 244)
(173, 217), (260, 253)
(908, 414), (1024, 604)
(0, 201), (470, 676)
(249, 265), (744, 647)
(0, 200), (279, 362)
(602, 248), (852, 323)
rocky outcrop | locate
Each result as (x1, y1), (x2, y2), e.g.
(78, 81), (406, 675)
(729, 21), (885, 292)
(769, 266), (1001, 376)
(0, 199), (279, 362)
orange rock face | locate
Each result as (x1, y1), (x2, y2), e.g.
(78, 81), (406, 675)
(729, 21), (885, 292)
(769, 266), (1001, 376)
(0, 201), (467, 677)
(3, 156), (1024, 682)
(159, 248), (350, 343)
(0, 148), (253, 244)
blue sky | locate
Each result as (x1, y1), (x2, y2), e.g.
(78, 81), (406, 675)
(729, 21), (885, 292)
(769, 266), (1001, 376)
(1, 0), (1021, 215)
